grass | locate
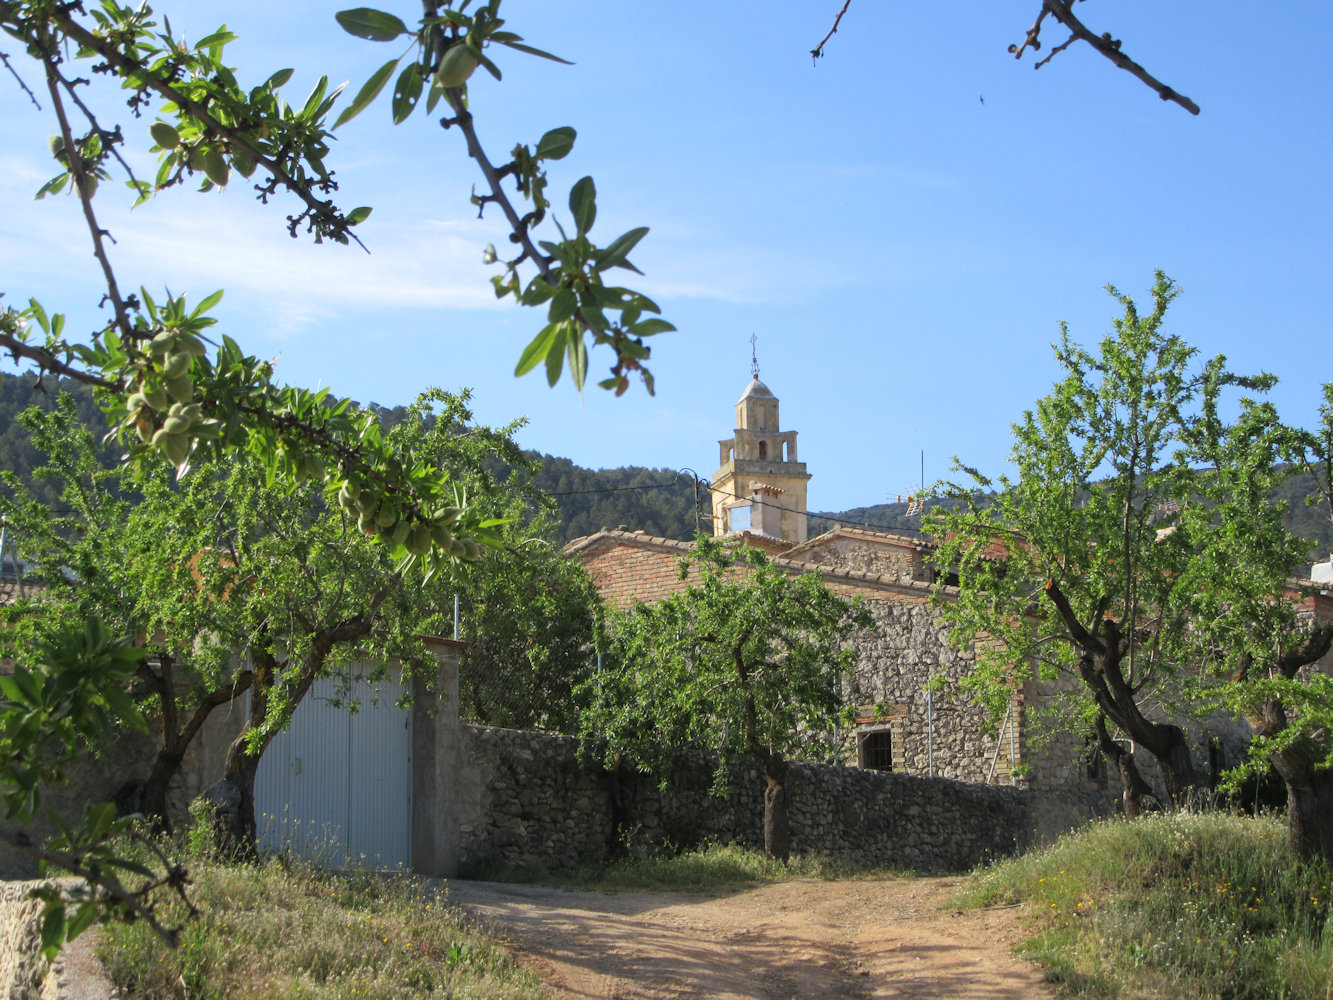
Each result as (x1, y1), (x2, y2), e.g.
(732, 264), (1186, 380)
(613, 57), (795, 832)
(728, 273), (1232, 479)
(953, 811), (1333, 1000)
(99, 856), (543, 1000)
(552, 841), (900, 891)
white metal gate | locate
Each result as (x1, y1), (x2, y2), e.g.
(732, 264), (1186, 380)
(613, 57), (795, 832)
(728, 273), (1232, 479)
(254, 660), (412, 868)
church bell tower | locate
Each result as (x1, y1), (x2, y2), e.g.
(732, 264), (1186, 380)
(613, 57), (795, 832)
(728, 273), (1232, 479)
(710, 349), (810, 544)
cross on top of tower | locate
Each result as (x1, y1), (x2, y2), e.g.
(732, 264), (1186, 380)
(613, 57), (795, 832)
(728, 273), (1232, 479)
(750, 333), (759, 380)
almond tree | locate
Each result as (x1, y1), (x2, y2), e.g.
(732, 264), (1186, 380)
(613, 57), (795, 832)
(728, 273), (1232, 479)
(928, 273), (1279, 815)
(1205, 384), (1333, 859)
(582, 536), (872, 861)
(0, 0), (669, 576)
(0, 388), (528, 853)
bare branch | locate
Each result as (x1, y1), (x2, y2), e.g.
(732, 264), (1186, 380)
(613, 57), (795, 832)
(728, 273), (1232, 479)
(1019, 1), (1200, 115)
(1, 50), (41, 108)
(811, 0), (853, 62)
(0, 335), (119, 389)
(42, 52), (136, 344)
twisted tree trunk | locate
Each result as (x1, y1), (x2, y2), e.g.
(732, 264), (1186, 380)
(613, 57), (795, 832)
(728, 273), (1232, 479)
(1093, 712), (1162, 819)
(1046, 583), (1200, 806)
(761, 755), (791, 863)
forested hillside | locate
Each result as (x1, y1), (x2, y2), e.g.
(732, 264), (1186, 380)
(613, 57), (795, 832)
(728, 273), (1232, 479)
(526, 456), (700, 542)
(3, 378), (1330, 559)
(0, 378), (118, 511)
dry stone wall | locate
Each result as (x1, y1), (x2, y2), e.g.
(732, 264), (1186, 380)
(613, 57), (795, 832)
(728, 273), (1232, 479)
(0, 881), (59, 1000)
(456, 725), (1031, 878)
(842, 597), (1018, 784)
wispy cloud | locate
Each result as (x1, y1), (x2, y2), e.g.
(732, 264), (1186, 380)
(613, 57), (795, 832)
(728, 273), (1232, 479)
(1, 176), (516, 329)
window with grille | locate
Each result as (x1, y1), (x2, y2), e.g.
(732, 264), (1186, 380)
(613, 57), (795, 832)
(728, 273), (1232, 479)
(859, 730), (893, 771)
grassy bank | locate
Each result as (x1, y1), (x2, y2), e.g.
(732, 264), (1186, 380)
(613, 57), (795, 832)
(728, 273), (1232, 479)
(955, 812), (1333, 999)
(567, 842), (889, 890)
(99, 858), (542, 1000)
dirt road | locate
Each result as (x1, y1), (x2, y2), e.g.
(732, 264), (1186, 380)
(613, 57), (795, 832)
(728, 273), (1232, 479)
(445, 876), (1057, 1000)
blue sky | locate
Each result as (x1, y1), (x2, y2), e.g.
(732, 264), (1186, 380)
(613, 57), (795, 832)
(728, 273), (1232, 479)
(3, 2), (1330, 514)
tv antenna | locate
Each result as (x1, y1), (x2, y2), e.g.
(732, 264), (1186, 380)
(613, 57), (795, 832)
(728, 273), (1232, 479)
(888, 451), (927, 516)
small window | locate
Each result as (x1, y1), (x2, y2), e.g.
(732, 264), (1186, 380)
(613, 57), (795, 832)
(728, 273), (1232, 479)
(1084, 737), (1105, 784)
(758, 440), (768, 460)
(859, 730), (893, 771)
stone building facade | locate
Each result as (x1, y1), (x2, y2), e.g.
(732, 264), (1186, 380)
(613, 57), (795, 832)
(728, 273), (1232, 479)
(566, 374), (1333, 838)
(564, 528), (1057, 818)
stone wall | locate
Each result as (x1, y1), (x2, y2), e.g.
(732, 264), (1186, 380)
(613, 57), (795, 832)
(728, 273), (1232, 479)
(0, 880), (59, 1000)
(0, 731), (158, 881)
(0, 706), (240, 881)
(455, 725), (1032, 878)
(840, 597), (1022, 785)
(788, 530), (930, 584)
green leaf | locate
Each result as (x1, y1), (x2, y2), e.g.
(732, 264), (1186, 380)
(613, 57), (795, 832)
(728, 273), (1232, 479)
(264, 68), (295, 90)
(518, 279), (555, 306)
(335, 8), (410, 41)
(494, 39), (574, 65)
(190, 289), (224, 319)
(86, 801), (117, 839)
(514, 323), (562, 377)
(477, 51), (502, 82)
(0, 674), (23, 704)
(333, 58), (399, 130)
(545, 328), (566, 386)
(231, 151), (256, 178)
(194, 29), (237, 51)
(65, 903), (97, 943)
(632, 319), (676, 337)
(567, 328), (588, 391)
(35, 173), (70, 199)
(548, 287), (576, 323)
(301, 76), (330, 119)
(534, 126), (576, 161)
(569, 176), (596, 236)
(346, 206), (373, 225)
(27, 299), (50, 334)
(599, 226), (649, 272)
(39, 905), (65, 960)
(102, 857), (154, 878)
(391, 63), (423, 124)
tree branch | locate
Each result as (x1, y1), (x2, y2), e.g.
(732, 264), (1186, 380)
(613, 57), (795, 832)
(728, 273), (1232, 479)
(1043, 578), (1104, 654)
(51, 11), (364, 248)
(1, 49), (42, 108)
(1023, 1), (1200, 115)
(810, 0), (853, 62)
(41, 46), (135, 344)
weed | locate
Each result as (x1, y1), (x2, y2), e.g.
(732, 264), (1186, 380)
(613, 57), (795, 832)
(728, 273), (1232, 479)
(559, 840), (902, 891)
(954, 812), (1333, 1000)
(99, 854), (542, 999)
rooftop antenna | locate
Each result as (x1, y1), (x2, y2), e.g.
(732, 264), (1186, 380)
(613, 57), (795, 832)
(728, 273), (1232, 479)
(749, 333), (759, 380)
(908, 450), (925, 516)
(887, 451), (927, 516)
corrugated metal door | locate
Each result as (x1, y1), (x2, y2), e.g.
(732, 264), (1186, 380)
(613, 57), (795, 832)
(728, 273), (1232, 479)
(255, 659), (412, 867)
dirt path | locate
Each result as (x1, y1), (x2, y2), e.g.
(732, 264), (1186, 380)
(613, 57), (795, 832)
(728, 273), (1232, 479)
(444, 876), (1057, 1000)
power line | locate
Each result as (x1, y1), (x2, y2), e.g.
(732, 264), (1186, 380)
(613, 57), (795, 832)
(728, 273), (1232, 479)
(548, 481), (687, 498)
(699, 479), (929, 537)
